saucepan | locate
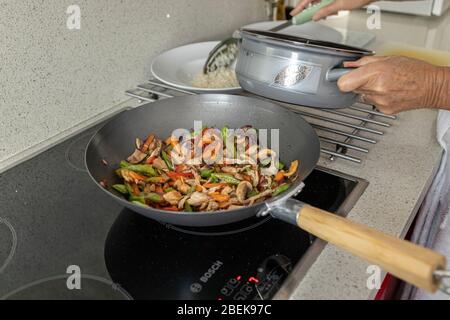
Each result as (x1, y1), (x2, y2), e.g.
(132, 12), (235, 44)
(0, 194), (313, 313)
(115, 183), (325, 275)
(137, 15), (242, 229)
(86, 94), (449, 294)
(235, 29), (374, 109)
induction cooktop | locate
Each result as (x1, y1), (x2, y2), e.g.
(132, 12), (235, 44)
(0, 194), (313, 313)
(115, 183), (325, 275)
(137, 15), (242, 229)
(0, 118), (368, 300)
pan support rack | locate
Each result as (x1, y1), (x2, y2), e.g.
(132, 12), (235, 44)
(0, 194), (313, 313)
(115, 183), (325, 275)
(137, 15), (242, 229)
(125, 80), (397, 164)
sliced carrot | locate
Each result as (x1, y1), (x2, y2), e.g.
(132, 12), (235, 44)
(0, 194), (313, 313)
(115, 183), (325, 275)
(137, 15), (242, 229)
(155, 185), (164, 194)
(167, 171), (193, 179)
(128, 171), (147, 181)
(131, 183), (140, 195)
(163, 206), (180, 212)
(274, 171), (285, 182)
(175, 164), (188, 173)
(210, 193), (230, 203)
(195, 185), (203, 192)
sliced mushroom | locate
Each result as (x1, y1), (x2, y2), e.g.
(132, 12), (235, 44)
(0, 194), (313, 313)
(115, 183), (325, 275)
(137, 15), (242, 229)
(244, 189), (272, 205)
(178, 195), (189, 210)
(149, 139), (162, 158)
(127, 149), (147, 164)
(236, 181), (252, 203)
(152, 157), (168, 170)
(135, 138), (143, 150)
(187, 192), (210, 207)
(141, 134), (155, 153)
(163, 190), (183, 206)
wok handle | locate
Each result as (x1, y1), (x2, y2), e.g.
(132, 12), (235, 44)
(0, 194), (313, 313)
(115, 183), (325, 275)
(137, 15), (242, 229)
(297, 205), (446, 293)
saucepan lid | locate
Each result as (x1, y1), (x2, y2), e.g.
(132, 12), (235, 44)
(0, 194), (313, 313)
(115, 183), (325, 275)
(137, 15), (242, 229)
(240, 29), (374, 56)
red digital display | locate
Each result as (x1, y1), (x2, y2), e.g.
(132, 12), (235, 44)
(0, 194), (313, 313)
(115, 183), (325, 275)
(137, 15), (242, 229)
(248, 276), (260, 283)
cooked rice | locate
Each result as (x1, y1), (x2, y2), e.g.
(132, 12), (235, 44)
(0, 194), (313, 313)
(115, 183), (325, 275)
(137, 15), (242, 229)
(191, 68), (239, 89)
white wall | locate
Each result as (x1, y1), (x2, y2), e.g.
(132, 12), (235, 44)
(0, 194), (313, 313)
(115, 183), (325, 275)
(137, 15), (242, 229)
(0, 0), (266, 171)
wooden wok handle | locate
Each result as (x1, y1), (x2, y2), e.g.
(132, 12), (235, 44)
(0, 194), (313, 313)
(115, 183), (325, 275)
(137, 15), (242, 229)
(297, 205), (446, 293)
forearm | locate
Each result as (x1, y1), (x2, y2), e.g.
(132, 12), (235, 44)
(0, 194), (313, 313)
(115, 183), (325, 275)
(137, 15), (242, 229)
(429, 67), (450, 110)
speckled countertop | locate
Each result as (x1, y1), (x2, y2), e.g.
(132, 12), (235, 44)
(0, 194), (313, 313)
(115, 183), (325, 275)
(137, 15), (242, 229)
(286, 9), (450, 300)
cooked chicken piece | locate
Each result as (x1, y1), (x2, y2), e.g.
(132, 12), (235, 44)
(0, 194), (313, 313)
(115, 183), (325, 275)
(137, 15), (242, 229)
(163, 190), (183, 206)
(152, 157), (168, 170)
(144, 184), (156, 193)
(178, 195), (189, 210)
(247, 167), (259, 187)
(221, 166), (238, 174)
(187, 192), (210, 207)
(221, 186), (233, 195)
(174, 179), (191, 194)
(206, 201), (219, 211)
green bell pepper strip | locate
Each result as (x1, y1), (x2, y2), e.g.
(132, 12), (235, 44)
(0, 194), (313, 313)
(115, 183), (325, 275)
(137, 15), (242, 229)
(161, 150), (174, 171)
(272, 183), (290, 197)
(277, 162), (285, 170)
(125, 183), (135, 195)
(200, 169), (213, 179)
(119, 160), (130, 168)
(112, 184), (128, 195)
(131, 201), (149, 207)
(125, 164), (157, 176)
(184, 202), (193, 212)
(164, 187), (174, 193)
(130, 192), (163, 204)
(211, 173), (241, 185)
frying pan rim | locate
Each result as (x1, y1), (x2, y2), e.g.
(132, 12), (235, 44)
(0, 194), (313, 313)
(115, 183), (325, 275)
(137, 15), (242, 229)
(84, 94), (320, 218)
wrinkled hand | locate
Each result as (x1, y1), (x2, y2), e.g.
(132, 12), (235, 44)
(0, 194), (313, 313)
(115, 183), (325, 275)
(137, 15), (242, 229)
(290, 0), (374, 21)
(338, 56), (448, 114)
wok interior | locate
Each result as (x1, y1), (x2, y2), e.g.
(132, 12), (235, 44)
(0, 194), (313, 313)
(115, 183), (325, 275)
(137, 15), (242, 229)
(85, 94), (320, 226)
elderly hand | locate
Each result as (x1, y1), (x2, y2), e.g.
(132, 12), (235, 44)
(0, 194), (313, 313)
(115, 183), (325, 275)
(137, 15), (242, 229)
(290, 0), (374, 21)
(338, 56), (450, 114)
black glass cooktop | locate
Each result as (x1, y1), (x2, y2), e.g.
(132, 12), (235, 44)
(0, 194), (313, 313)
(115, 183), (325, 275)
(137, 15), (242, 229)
(0, 122), (361, 300)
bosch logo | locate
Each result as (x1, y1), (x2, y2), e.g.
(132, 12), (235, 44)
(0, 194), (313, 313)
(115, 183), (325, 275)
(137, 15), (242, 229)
(200, 260), (223, 283)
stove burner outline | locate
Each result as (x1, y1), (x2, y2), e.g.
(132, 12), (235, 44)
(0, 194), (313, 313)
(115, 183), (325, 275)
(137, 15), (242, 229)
(65, 132), (95, 172)
(161, 216), (272, 236)
(0, 274), (133, 300)
(0, 217), (17, 274)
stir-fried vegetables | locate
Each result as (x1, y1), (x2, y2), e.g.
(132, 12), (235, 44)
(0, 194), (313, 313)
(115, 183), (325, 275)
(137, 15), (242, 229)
(109, 127), (300, 212)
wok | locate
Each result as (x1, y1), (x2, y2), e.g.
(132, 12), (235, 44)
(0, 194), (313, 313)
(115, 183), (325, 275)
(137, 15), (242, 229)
(86, 94), (447, 294)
